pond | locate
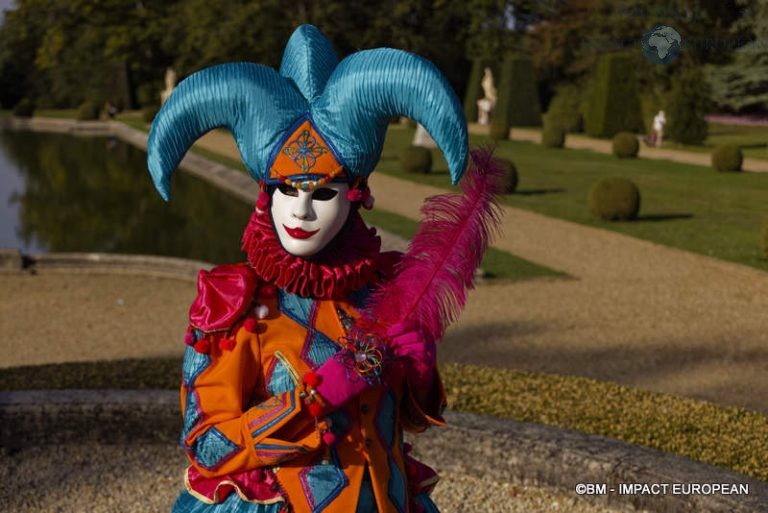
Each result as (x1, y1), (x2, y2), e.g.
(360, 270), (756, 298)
(0, 130), (252, 264)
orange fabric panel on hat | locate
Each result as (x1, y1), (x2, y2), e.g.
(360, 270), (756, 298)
(269, 119), (347, 187)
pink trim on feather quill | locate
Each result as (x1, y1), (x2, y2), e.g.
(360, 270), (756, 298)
(363, 147), (504, 342)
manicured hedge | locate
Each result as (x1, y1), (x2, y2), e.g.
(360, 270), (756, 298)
(585, 53), (644, 138)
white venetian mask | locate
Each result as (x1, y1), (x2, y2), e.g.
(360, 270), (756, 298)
(270, 182), (351, 257)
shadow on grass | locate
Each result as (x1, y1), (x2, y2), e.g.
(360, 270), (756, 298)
(635, 213), (694, 222)
(514, 187), (566, 196)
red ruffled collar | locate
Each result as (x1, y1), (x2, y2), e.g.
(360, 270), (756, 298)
(241, 208), (382, 300)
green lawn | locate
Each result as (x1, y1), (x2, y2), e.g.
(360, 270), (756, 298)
(33, 109), (80, 119)
(662, 122), (768, 160)
(380, 127), (768, 273)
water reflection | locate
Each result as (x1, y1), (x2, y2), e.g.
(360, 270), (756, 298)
(0, 130), (251, 264)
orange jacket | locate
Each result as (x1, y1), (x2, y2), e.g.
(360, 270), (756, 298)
(178, 264), (446, 513)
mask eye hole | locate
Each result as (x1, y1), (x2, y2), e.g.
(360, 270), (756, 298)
(311, 188), (338, 201)
(277, 183), (299, 197)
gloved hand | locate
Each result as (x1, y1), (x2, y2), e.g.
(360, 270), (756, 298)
(387, 322), (436, 389)
(312, 354), (372, 413)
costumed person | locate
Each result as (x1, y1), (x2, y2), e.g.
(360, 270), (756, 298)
(147, 25), (502, 513)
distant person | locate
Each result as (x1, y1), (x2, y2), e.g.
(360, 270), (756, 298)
(105, 101), (119, 119)
(653, 110), (666, 148)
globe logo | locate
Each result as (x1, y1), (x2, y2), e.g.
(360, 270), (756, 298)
(642, 25), (682, 65)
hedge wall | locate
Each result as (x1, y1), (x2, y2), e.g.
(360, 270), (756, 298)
(585, 53), (644, 138)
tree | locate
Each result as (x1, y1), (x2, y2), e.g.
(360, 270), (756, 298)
(706, 0), (768, 114)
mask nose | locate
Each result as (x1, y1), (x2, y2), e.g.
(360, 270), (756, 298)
(291, 191), (315, 221)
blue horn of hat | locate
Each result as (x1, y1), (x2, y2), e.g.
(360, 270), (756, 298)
(147, 25), (468, 200)
(312, 48), (468, 184)
(147, 63), (306, 200)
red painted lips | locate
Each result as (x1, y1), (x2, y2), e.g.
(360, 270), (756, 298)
(283, 225), (320, 240)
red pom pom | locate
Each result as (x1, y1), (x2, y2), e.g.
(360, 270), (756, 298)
(302, 372), (321, 386)
(322, 432), (337, 446)
(219, 338), (236, 351)
(194, 338), (211, 354)
(183, 332), (195, 346)
(243, 318), (257, 333)
(307, 402), (324, 418)
(260, 284), (277, 299)
(256, 190), (270, 210)
(406, 465), (418, 478)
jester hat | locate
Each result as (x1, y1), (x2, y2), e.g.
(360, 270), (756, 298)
(147, 24), (468, 199)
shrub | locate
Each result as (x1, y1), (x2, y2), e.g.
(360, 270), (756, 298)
(545, 83), (585, 133)
(666, 68), (709, 145)
(585, 53), (644, 138)
(541, 120), (566, 148)
(76, 100), (101, 121)
(142, 105), (160, 123)
(588, 177), (641, 221)
(711, 145), (742, 172)
(400, 146), (432, 174)
(612, 132), (639, 158)
(12, 98), (35, 117)
(496, 158), (518, 193)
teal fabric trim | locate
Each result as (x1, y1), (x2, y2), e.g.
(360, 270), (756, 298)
(299, 452), (348, 513)
(182, 346), (211, 387)
(181, 389), (202, 447)
(387, 456), (407, 513)
(277, 288), (313, 327)
(250, 391), (296, 439)
(172, 489), (285, 513)
(266, 358), (297, 396)
(304, 331), (338, 368)
(354, 472), (377, 513)
(376, 390), (397, 448)
(191, 427), (242, 471)
(413, 492), (441, 513)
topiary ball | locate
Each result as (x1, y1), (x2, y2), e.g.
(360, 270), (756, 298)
(542, 122), (566, 148)
(711, 145), (743, 172)
(496, 158), (518, 193)
(77, 100), (101, 121)
(612, 132), (639, 158)
(588, 177), (641, 221)
(400, 145), (432, 174)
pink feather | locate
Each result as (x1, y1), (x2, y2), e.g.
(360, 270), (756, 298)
(364, 147), (504, 343)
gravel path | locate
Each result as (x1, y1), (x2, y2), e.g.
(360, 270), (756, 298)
(0, 443), (621, 513)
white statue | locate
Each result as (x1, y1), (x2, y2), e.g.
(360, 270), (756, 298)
(652, 110), (666, 148)
(476, 67), (497, 125)
(412, 123), (437, 148)
(160, 67), (178, 106)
